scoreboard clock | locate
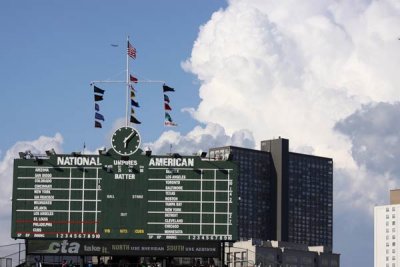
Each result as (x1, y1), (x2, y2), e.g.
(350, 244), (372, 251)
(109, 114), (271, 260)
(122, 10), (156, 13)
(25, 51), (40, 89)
(111, 126), (141, 156)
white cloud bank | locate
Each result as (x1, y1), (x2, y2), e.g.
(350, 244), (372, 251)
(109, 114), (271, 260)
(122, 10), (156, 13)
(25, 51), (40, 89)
(144, 123), (255, 155)
(181, 0), (400, 208)
(176, 0), (400, 265)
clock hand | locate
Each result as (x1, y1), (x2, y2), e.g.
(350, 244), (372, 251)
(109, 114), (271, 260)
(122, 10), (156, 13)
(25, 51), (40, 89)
(123, 132), (136, 148)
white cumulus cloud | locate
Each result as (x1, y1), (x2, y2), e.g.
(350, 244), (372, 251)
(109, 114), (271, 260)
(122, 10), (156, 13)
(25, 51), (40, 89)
(144, 122), (255, 155)
(182, 0), (400, 265)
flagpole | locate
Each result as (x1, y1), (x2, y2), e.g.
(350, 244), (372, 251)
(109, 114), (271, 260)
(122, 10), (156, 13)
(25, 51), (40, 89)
(92, 38), (172, 129)
(126, 36), (130, 127)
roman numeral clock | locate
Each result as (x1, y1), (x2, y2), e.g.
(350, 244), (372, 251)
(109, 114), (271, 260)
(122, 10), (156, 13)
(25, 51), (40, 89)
(111, 126), (141, 156)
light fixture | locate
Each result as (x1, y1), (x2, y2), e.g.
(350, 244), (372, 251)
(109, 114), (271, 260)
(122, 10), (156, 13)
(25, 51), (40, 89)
(45, 148), (56, 156)
(25, 150), (33, 159)
(143, 147), (152, 156)
(98, 147), (108, 155)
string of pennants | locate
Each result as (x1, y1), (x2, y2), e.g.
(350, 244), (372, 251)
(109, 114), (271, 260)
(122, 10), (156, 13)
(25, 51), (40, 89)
(163, 84), (177, 126)
(129, 73), (140, 125)
(94, 86), (105, 128)
(92, 40), (177, 128)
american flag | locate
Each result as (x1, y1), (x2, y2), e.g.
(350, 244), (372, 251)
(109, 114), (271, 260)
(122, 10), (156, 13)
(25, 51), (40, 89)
(127, 41), (136, 59)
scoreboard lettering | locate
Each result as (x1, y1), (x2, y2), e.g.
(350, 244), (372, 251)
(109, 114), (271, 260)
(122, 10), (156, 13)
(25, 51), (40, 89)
(12, 149), (237, 241)
(56, 156), (101, 166)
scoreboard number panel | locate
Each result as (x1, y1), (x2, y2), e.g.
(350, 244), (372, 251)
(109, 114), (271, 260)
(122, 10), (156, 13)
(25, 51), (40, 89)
(12, 128), (237, 241)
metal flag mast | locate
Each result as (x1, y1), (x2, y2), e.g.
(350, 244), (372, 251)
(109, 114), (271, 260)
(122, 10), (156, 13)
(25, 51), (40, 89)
(90, 36), (165, 127)
(125, 36), (130, 126)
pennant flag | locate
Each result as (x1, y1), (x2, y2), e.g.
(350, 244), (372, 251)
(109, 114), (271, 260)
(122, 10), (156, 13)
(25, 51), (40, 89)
(131, 99), (140, 107)
(130, 84), (136, 92)
(95, 121), (102, 128)
(164, 103), (172, 110)
(94, 94), (103, 101)
(95, 103), (100, 111)
(131, 108), (135, 114)
(127, 41), (137, 59)
(131, 90), (135, 98)
(130, 115), (141, 124)
(163, 84), (175, 92)
(164, 94), (170, 103)
(95, 112), (105, 121)
(164, 112), (177, 126)
(165, 121), (178, 127)
(165, 112), (172, 122)
(94, 86), (105, 95)
(130, 75), (138, 83)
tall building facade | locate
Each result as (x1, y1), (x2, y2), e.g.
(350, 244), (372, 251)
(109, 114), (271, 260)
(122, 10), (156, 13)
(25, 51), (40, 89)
(374, 190), (400, 267)
(209, 147), (276, 241)
(209, 137), (333, 248)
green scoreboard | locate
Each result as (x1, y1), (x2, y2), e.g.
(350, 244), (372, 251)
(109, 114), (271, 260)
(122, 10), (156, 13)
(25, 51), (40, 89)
(12, 127), (237, 241)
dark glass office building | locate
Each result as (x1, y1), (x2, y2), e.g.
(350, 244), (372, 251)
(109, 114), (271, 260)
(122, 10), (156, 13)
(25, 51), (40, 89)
(209, 138), (333, 248)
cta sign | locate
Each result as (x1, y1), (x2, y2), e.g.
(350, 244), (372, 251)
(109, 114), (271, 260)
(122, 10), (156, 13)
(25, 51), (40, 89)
(27, 240), (221, 257)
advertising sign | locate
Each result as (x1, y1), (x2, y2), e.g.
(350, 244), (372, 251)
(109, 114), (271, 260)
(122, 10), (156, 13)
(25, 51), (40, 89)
(27, 239), (221, 257)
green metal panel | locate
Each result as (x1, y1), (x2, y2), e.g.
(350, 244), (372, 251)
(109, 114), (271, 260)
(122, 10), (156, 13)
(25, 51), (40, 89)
(11, 149), (237, 241)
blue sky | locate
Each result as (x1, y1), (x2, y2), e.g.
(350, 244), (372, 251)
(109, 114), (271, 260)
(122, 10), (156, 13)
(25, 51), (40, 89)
(0, 0), (226, 153)
(2, 1), (400, 266)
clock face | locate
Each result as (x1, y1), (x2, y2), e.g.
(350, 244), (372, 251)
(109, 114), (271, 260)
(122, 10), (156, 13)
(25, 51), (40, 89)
(111, 127), (141, 156)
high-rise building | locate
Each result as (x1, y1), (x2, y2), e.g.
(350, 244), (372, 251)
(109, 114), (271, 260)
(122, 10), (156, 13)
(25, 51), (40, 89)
(209, 146), (276, 241)
(374, 189), (400, 267)
(209, 137), (333, 248)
